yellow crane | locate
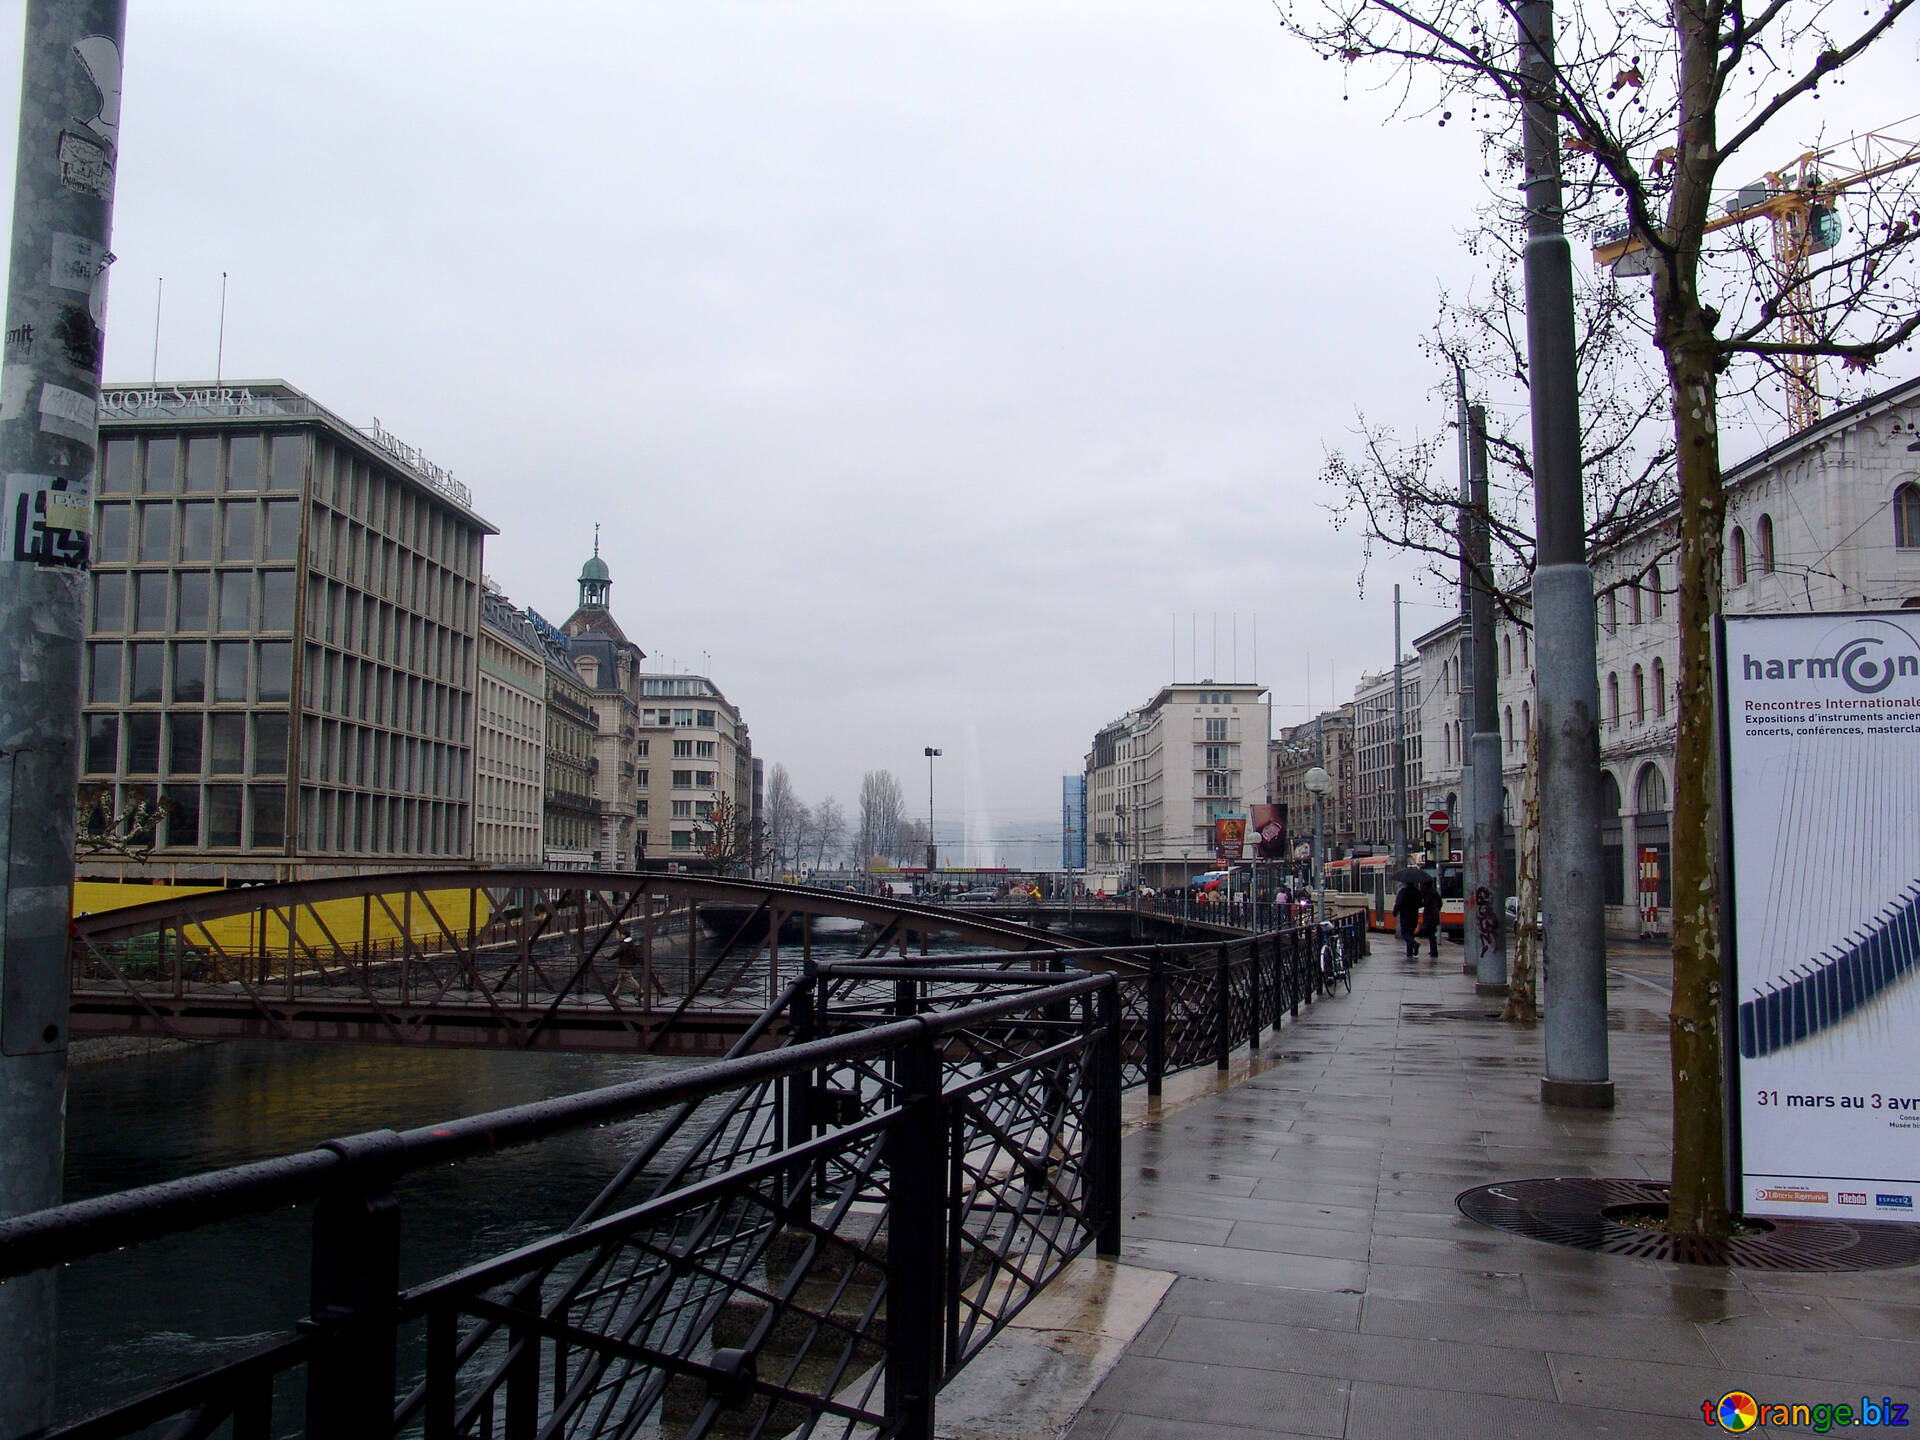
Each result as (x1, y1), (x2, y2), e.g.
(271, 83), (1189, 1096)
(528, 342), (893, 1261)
(1592, 115), (1920, 431)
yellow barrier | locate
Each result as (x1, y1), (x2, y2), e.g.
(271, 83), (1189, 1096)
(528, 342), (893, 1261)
(73, 881), (493, 954)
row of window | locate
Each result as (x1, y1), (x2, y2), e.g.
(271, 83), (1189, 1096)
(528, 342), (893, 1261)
(307, 505), (478, 621)
(89, 638), (291, 706)
(1606, 660), (1672, 729)
(94, 568), (295, 636)
(671, 739), (717, 758)
(88, 781), (289, 852)
(297, 716), (469, 800)
(303, 646), (471, 746)
(94, 498), (301, 567)
(640, 707), (719, 728)
(1729, 513), (1778, 586)
(306, 576), (474, 680)
(84, 710), (287, 779)
(297, 785), (467, 857)
(318, 444), (478, 574)
(100, 433), (304, 496)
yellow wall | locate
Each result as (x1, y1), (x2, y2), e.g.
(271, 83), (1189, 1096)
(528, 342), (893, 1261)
(73, 881), (493, 954)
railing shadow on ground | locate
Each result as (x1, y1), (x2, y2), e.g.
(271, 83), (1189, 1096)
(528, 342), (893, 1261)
(0, 916), (1367, 1440)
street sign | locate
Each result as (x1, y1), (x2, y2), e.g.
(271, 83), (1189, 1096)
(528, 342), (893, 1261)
(1427, 810), (1451, 834)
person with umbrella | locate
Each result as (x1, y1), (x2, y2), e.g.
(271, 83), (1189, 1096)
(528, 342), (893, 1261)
(1419, 875), (1443, 959)
(1391, 868), (1425, 958)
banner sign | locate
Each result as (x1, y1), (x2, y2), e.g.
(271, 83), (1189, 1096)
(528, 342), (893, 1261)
(1721, 612), (1920, 1223)
(1214, 816), (1246, 861)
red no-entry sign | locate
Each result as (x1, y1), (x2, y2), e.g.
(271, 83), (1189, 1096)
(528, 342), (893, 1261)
(1427, 810), (1451, 834)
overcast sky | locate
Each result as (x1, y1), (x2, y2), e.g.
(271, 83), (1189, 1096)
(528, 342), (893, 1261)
(3, 2), (1914, 865)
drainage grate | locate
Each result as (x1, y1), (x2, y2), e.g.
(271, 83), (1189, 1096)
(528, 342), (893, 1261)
(1456, 1177), (1920, 1271)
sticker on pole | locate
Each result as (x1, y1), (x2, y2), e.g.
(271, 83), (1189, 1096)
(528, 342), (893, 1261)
(1721, 612), (1920, 1222)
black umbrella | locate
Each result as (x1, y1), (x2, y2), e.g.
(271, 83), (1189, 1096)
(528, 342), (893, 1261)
(1390, 867), (1431, 887)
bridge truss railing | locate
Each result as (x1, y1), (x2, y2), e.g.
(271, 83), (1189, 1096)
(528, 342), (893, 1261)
(1, 916), (1366, 1440)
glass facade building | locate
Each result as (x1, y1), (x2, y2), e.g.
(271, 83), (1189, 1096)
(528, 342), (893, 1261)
(84, 381), (496, 878)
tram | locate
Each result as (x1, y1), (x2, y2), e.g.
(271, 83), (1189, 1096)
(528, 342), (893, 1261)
(1322, 856), (1465, 939)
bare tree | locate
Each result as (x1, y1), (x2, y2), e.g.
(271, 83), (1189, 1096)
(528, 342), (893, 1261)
(810, 796), (847, 871)
(1276, 0), (1920, 1236)
(697, 793), (753, 874)
(855, 770), (905, 869)
(893, 817), (930, 867)
(764, 764), (802, 877)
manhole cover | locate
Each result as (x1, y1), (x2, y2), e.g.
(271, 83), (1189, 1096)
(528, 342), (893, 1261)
(1457, 1178), (1920, 1270)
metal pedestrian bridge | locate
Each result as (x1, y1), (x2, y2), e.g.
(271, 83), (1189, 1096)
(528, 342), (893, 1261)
(68, 870), (1089, 1055)
(6, 914), (1367, 1440)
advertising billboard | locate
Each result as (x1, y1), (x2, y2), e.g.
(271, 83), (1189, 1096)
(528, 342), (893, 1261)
(1214, 816), (1246, 861)
(1721, 612), (1920, 1222)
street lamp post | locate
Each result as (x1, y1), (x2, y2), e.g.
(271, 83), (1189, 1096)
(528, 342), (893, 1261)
(923, 747), (941, 885)
(1304, 765), (1336, 926)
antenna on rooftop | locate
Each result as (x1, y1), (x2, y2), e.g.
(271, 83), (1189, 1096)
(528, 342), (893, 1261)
(215, 271), (227, 387)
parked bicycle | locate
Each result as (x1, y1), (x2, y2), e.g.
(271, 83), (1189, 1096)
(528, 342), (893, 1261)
(1319, 920), (1351, 994)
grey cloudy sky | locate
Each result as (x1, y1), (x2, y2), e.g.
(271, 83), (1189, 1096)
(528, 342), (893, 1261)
(3, 1), (1913, 864)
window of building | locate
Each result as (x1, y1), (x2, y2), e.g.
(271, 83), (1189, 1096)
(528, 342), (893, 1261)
(1653, 656), (1667, 717)
(1633, 664), (1646, 724)
(226, 436), (261, 491)
(695, 770), (715, 787)
(143, 439), (177, 494)
(124, 713), (160, 774)
(183, 436), (218, 492)
(1502, 635), (1512, 674)
(673, 709), (694, 726)
(1649, 566), (1663, 617)
(1205, 771), (1231, 796)
(697, 709), (716, 727)
(1758, 513), (1775, 573)
(168, 713), (202, 774)
(214, 641), (248, 702)
(1503, 706), (1513, 752)
(95, 503), (129, 562)
(1894, 483), (1920, 549)
(101, 439), (135, 493)
(636, 739), (648, 757)
(223, 502), (256, 561)
(1636, 765), (1669, 814)
(129, 642), (164, 703)
(140, 504), (173, 563)
(161, 785), (199, 848)
(257, 643), (292, 703)
(1731, 527), (1747, 585)
(217, 571), (251, 631)
(695, 740), (715, 758)
(1603, 590), (1617, 633)
(84, 713), (117, 772)
(179, 501), (214, 561)
(672, 799), (693, 818)
(264, 501), (300, 560)
(1630, 579), (1642, 625)
(254, 714), (288, 776)
(92, 572), (126, 631)
(134, 572), (168, 631)
(268, 435), (304, 491)
(672, 830), (694, 850)
(209, 714), (246, 773)
(1204, 717), (1228, 741)
(1521, 700), (1531, 747)
(672, 769), (694, 787)
(673, 739), (693, 757)
(261, 570), (295, 630)
(635, 769), (648, 786)
(205, 786), (243, 847)
(1607, 672), (1620, 728)
(172, 642), (206, 702)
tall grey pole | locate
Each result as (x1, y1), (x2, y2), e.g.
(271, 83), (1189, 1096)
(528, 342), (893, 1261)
(1391, 585), (1407, 868)
(1456, 367), (1478, 972)
(0, 2), (127, 1430)
(1466, 407), (1509, 995)
(1518, 0), (1610, 1106)
(924, 747), (940, 876)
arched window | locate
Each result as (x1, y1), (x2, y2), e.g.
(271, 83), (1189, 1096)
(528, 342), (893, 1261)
(1630, 579), (1643, 625)
(1502, 787), (1514, 825)
(1647, 566), (1663, 618)
(1758, 513), (1775, 574)
(1731, 527), (1748, 585)
(1502, 635), (1512, 675)
(1653, 656), (1667, 717)
(1604, 590), (1617, 633)
(1521, 700), (1532, 748)
(1521, 630), (1530, 669)
(1607, 672), (1620, 728)
(1600, 771), (1622, 817)
(1504, 705), (1514, 752)
(1896, 483), (1920, 549)
(1633, 664), (1646, 724)
(1636, 764), (1669, 815)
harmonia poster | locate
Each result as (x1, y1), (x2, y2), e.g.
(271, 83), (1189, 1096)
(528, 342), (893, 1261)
(1722, 612), (1920, 1223)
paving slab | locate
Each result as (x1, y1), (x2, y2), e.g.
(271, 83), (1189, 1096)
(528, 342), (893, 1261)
(1055, 939), (1920, 1439)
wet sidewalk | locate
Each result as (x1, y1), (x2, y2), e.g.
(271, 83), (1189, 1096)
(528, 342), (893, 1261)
(1062, 940), (1920, 1440)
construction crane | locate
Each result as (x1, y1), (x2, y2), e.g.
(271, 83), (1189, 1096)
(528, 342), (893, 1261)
(1591, 116), (1920, 432)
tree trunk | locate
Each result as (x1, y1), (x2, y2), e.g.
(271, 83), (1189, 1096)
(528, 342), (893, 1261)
(1504, 725), (1541, 1023)
(1663, 332), (1732, 1235)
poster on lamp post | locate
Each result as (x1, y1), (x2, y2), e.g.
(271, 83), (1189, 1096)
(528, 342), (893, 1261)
(1720, 612), (1920, 1223)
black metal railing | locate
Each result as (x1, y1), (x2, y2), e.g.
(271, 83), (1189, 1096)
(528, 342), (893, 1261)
(0, 917), (1364, 1440)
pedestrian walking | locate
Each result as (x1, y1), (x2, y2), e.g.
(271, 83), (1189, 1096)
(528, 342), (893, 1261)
(1420, 876), (1443, 959)
(1393, 879), (1422, 958)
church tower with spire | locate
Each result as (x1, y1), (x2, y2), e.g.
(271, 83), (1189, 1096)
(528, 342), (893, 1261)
(577, 524), (611, 612)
